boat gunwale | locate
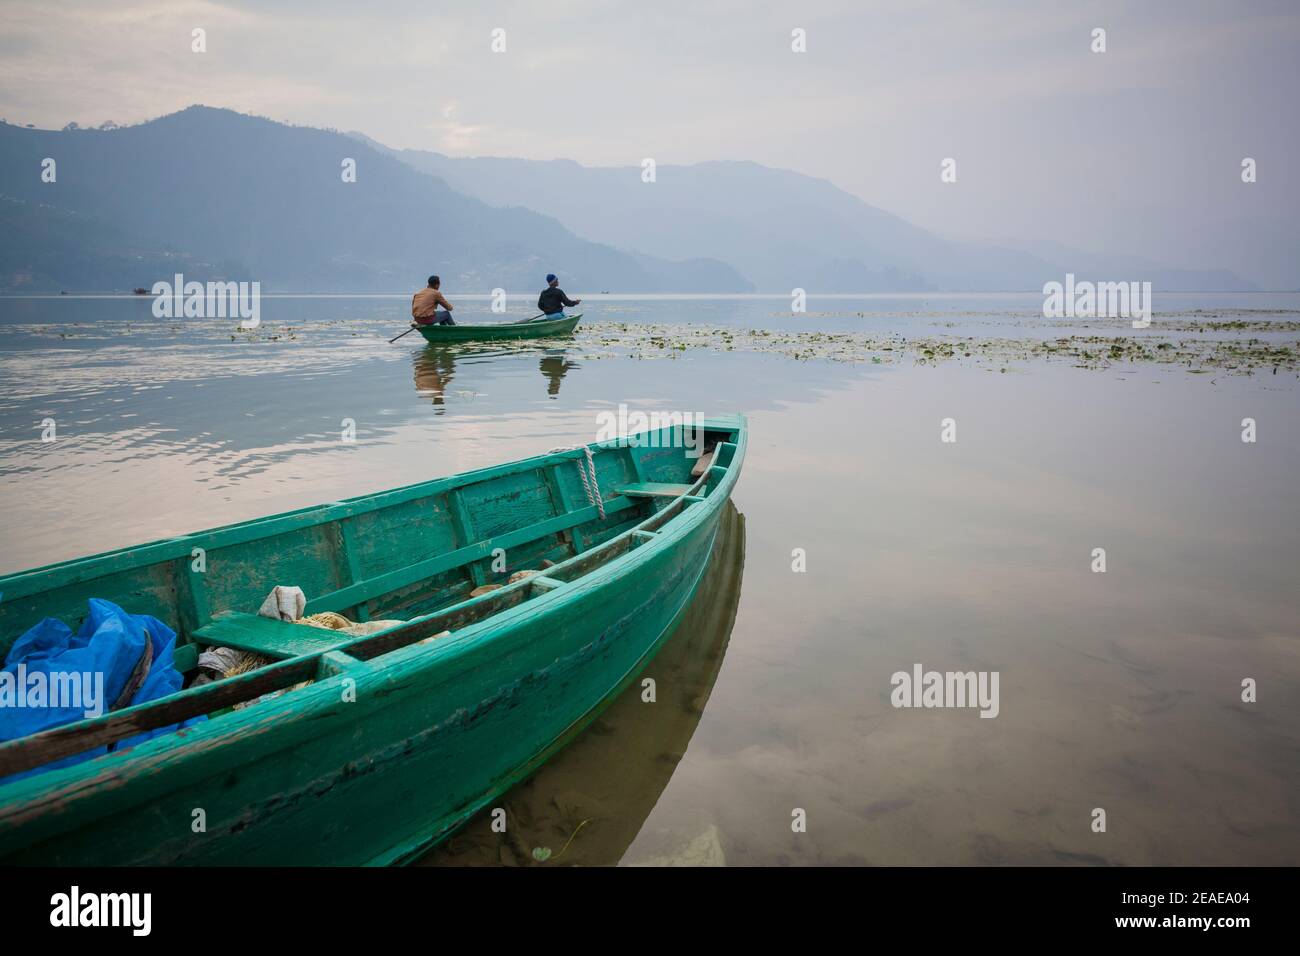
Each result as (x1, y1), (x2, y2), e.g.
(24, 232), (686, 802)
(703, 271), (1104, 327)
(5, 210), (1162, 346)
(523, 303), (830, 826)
(413, 313), (581, 341)
(0, 409), (688, 601)
(0, 417), (747, 800)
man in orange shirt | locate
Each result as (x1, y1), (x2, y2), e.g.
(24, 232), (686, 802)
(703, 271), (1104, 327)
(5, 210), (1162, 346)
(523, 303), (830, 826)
(411, 275), (456, 325)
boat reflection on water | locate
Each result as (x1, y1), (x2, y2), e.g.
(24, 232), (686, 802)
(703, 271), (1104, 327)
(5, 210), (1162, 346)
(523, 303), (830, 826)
(412, 346), (580, 410)
(419, 501), (746, 866)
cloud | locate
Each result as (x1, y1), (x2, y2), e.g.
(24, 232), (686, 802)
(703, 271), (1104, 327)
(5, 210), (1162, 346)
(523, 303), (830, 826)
(1, 0), (1296, 285)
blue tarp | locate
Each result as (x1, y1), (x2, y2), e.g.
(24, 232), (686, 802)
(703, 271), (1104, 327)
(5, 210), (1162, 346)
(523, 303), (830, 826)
(0, 598), (204, 780)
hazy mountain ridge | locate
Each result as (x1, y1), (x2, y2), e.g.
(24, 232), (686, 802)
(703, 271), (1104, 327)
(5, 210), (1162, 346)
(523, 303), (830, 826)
(0, 106), (751, 293)
(0, 194), (199, 292)
(363, 137), (1256, 292)
(0, 106), (1256, 293)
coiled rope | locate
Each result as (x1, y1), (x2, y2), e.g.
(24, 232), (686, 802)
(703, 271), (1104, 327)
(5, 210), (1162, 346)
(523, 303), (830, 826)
(549, 444), (605, 520)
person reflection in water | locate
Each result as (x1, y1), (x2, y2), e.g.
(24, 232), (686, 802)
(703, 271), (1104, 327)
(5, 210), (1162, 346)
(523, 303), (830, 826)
(414, 348), (577, 412)
(413, 348), (456, 413)
(539, 352), (578, 398)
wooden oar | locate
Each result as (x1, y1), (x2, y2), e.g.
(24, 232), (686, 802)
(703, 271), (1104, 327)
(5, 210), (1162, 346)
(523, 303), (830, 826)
(389, 324), (420, 344)
(509, 312), (547, 325)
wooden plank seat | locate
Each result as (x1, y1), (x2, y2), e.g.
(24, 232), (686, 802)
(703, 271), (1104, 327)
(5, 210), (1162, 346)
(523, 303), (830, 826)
(612, 482), (694, 499)
(189, 490), (654, 661)
(689, 449), (715, 479)
(302, 494), (639, 617)
(193, 612), (361, 660)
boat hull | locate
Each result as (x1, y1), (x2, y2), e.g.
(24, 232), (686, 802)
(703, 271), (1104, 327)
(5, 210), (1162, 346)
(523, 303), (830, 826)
(0, 418), (745, 865)
(423, 501), (745, 866)
(414, 313), (580, 343)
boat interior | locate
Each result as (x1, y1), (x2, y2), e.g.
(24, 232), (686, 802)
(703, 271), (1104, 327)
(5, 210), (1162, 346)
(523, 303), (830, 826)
(0, 424), (742, 779)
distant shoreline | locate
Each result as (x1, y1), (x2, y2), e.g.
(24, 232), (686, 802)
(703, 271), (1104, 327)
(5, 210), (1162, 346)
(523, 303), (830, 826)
(3, 290), (1300, 300)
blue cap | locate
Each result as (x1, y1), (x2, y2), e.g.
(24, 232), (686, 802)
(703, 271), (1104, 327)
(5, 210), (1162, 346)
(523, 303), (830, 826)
(546, 274), (557, 283)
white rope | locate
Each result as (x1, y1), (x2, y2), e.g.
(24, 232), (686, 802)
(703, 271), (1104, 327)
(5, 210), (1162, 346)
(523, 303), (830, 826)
(549, 445), (605, 520)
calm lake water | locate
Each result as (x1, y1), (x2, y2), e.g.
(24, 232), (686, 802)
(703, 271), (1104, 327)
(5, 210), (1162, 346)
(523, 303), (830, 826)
(1, 293), (1298, 865)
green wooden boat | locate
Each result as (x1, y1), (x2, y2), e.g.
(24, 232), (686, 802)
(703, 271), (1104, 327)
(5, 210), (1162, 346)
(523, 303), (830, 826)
(413, 313), (581, 343)
(0, 415), (746, 865)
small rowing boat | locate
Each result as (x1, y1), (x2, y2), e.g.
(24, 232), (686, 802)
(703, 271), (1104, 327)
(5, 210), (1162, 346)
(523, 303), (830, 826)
(414, 313), (581, 343)
(0, 415), (746, 864)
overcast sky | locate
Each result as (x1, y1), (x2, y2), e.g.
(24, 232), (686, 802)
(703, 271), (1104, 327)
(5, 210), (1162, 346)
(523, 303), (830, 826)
(1, 0), (1297, 285)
